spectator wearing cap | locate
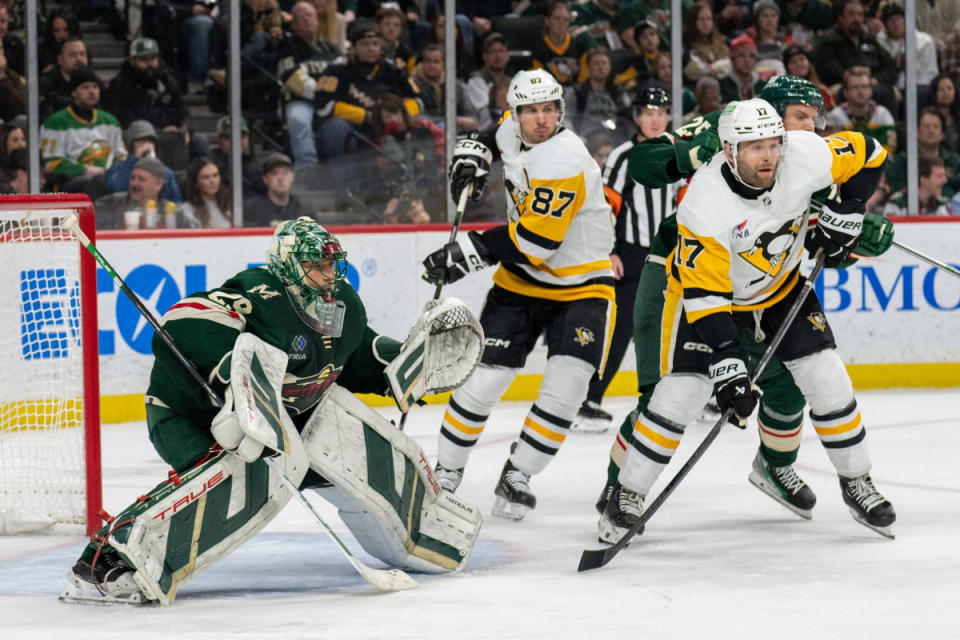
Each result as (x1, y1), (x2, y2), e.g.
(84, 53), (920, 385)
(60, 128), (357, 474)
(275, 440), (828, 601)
(209, 115), (263, 198)
(314, 19), (422, 163)
(719, 36), (762, 103)
(605, 18), (659, 91)
(38, 36), (88, 121)
(531, 1), (586, 87)
(746, 0), (785, 82)
(0, 35), (25, 122)
(783, 43), (835, 111)
(243, 153), (305, 227)
(810, 0), (896, 91)
(875, 3), (936, 93)
(824, 66), (896, 155)
(564, 47), (631, 139)
(103, 37), (187, 130)
(93, 156), (171, 229)
(40, 67), (126, 198)
(463, 32), (510, 131)
(277, 1), (341, 168)
(105, 120), (183, 203)
(682, 2), (730, 85)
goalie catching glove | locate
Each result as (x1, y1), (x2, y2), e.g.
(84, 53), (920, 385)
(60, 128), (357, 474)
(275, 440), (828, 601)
(708, 348), (759, 429)
(422, 231), (494, 286)
(449, 132), (493, 202)
(807, 199), (864, 268)
(386, 298), (483, 412)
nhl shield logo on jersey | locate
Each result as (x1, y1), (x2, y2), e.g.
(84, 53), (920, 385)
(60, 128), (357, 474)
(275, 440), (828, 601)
(807, 312), (827, 332)
(574, 327), (595, 347)
(738, 216), (803, 281)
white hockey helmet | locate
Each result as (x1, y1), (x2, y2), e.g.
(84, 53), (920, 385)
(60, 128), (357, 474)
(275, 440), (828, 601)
(507, 69), (565, 127)
(717, 98), (786, 186)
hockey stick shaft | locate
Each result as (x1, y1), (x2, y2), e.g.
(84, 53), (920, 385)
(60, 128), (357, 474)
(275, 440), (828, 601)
(62, 215), (417, 592)
(579, 251), (827, 572)
(398, 185), (473, 431)
(892, 240), (960, 279)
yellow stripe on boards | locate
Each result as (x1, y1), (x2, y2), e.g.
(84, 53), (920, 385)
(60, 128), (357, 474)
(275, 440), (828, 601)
(93, 364), (960, 424)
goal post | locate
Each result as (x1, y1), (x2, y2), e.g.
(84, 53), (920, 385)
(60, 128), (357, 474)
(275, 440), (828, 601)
(0, 194), (102, 536)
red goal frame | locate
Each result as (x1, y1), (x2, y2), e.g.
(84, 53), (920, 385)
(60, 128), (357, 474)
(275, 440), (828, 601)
(0, 194), (102, 535)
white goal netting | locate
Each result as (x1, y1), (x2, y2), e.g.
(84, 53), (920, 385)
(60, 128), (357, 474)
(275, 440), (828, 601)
(0, 206), (95, 534)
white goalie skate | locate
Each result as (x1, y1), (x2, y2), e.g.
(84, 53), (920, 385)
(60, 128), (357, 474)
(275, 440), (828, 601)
(60, 554), (149, 606)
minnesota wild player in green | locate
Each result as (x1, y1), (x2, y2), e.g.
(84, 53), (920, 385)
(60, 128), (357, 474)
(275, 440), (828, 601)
(62, 217), (483, 605)
(595, 76), (896, 543)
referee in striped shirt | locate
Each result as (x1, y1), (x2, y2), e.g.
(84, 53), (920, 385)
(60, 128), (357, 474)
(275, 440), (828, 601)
(574, 86), (678, 431)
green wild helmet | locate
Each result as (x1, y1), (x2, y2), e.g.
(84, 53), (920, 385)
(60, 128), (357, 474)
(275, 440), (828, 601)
(759, 75), (825, 128)
(268, 217), (349, 335)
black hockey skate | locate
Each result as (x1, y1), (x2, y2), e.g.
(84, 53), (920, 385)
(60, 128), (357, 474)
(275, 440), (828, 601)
(598, 482), (644, 544)
(571, 400), (613, 433)
(748, 449), (817, 519)
(433, 462), (464, 493)
(492, 459), (536, 520)
(61, 550), (146, 605)
(839, 474), (896, 538)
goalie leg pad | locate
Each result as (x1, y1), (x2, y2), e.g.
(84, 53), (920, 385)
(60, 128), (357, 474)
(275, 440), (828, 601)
(94, 451), (301, 606)
(783, 349), (871, 477)
(302, 385), (482, 573)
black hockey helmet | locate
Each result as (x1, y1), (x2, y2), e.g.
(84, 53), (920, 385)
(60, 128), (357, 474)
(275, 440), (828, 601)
(634, 86), (670, 113)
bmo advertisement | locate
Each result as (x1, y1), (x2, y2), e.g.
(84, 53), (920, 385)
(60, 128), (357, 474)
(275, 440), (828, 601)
(11, 221), (960, 423)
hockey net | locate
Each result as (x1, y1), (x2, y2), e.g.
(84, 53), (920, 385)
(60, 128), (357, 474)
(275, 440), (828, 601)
(0, 195), (101, 535)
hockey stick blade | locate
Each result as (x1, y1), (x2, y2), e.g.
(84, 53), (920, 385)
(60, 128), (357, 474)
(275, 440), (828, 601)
(268, 459), (418, 592)
(579, 253), (827, 572)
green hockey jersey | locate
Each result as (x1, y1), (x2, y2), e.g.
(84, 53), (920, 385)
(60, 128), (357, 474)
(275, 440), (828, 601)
(146, 266), (401, 428)
(39, 106), (127, 178)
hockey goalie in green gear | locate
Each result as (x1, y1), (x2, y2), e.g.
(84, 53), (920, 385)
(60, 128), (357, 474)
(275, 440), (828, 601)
(62, 218), (483, 605)
(596, 76), (895, 543)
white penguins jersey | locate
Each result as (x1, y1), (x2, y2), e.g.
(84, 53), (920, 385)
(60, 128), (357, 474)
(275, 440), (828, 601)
(668, 129), (886, 323)
(493, 115), (616, 304)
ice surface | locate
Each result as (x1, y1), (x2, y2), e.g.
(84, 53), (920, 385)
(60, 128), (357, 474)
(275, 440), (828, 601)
(1, 390), (958, 639)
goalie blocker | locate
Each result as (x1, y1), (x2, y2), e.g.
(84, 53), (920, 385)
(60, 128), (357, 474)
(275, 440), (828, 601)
(62, 333), (480, 606)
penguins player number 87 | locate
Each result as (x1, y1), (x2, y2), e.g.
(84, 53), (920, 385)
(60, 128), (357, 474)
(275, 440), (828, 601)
(530, 187), (577, 218)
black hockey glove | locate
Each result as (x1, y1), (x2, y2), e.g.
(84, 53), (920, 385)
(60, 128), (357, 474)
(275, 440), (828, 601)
(422, 231), (494, 286)
(708, 349), (759, 429)
(807, 200), (864, 268)
(449, 133), (493, 203)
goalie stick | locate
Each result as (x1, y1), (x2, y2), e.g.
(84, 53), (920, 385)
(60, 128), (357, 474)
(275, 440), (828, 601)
(62, 215), (418, 593)
(397, 183), (473, 431)
(578, 251), (828, 572)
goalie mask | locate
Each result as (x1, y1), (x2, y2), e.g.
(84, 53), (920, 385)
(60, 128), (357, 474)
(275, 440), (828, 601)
(718, 98), (786, 189)
(267, 217), (349, 336)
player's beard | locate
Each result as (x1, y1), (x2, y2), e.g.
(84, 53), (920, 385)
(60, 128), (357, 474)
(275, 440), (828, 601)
(738, 156), (779, 189)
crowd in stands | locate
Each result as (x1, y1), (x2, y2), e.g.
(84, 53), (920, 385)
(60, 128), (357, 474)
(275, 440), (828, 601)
(3, 0), (960, 226)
